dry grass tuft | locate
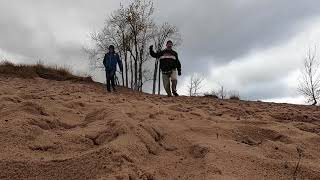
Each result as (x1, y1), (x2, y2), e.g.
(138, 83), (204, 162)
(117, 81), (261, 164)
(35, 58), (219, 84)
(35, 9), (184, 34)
(230, 95), (240, 100)
(229, 91), (241, 100)
(204, 94), (219, 99)
(0, 61), (93, 82)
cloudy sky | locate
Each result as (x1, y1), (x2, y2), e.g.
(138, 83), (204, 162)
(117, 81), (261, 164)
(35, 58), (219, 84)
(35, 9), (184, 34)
(1, 0), (320, 104)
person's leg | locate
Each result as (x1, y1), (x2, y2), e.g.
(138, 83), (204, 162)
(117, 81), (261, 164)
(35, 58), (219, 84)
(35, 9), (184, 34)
(106, 70), (111, 92)
(110, 70), (116, 91)
(162, 73), (172, 96)
(171, 70), (179, 96)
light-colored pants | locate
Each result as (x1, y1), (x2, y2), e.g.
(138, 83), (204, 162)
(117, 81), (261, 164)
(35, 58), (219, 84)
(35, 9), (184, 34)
(162, 70), (177, 96)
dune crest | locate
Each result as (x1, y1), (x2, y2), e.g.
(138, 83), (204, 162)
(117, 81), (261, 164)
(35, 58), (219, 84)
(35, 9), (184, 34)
(0, 76), (320, 180)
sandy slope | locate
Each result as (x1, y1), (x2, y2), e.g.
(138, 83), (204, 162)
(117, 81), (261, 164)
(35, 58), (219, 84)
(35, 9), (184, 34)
(0, 76), (320, 180)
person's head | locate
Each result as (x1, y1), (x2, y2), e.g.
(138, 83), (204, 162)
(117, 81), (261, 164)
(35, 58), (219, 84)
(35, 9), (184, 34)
(166, 40), (173, 50)
(108, 45), (115, 53)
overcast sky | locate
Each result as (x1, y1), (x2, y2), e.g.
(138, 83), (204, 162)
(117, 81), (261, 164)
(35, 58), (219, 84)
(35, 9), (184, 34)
(1, 0), (320, 104)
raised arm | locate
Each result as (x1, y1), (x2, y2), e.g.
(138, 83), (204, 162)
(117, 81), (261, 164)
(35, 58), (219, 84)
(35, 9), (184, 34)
(149, 45), (161, 58)
(103, 54), (107, 68)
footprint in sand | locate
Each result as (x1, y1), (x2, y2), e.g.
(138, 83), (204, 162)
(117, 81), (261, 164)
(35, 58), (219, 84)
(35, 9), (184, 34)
(21, 101), (49, 116)
(234, 126), (291, 146)
(189, 144), (210, 158)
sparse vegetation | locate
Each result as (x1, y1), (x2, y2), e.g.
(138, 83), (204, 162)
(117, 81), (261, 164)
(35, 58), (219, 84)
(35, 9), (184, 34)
(293, 146), (304, 180)
(204, 90), (219, 99)
(204, 85), (241, 100)
(229, 95), (240, 100)
(229, 90), (240, 100)
(204, 89), (241, 100)
(0, 61), (92, 82)
(204, 93), (219, 99)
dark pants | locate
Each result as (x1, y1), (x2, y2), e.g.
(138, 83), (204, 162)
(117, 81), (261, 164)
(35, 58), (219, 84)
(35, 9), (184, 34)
(106, 70), (116, 91)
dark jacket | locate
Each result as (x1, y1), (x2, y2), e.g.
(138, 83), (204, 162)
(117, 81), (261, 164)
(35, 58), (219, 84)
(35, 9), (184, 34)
(150, 48), (181, 73)
(103, 52), (123, 72)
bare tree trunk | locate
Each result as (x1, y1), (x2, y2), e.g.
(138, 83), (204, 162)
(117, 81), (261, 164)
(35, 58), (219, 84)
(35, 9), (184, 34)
(121, 67), (125, 87)
(134, 35), (139, 90)
(138, 46), (144, 92)
(139, 61), (143, 91)
(310, 74), (317, 105)
(219, 85), (227, 99)
(139, 62), (143, 92)
(118, 51), (125, 87)
(124, 51), (128, 87)
(152, 59), (159, 94)
(130, 55), (134, 89)
(122, 34), (129, 88)
(134, 60), (138, 90)
(158, 68), (161, 95)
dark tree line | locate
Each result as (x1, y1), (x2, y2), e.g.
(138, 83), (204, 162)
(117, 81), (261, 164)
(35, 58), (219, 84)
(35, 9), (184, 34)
(85, 0), (181, 93)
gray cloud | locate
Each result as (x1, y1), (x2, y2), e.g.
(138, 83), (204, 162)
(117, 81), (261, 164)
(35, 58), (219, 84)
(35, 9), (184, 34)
(241, 80), (290, 100)
(156, 0), (320, 60)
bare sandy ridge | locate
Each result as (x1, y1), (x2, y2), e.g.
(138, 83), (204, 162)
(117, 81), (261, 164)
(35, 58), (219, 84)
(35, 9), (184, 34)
(0, 76), (320, 180)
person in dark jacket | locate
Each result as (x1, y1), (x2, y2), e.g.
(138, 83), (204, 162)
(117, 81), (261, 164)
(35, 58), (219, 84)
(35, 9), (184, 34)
(103, 45), (123, 92)
(150, 40), (182, 96)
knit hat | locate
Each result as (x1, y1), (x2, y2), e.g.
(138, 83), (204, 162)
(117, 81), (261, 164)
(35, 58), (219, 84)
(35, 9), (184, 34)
(109, 45), (115, 50)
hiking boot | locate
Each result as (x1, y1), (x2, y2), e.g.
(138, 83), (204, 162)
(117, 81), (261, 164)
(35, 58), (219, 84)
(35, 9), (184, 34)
(112, 87), (117, 92)
(173, 92), (179, 97)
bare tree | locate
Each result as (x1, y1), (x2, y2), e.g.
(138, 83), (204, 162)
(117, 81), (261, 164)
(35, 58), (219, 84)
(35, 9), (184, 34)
(84, 7), (130, 85)
(125, 0), (154, 91)
(109, 4), (132, 87)
(218, 84), (227, 99)
(298, 46), (320, 105)
(85, 0), (154, 90)
(187, 73), (204, 96)
(85, 0), (181, 92)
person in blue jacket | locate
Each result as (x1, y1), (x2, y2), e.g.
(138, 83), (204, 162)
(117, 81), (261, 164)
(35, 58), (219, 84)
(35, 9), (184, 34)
(103, 45), (123, 92)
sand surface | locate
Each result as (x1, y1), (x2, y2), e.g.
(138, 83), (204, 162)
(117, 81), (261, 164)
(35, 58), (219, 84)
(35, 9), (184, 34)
(0, 76), (320, 180)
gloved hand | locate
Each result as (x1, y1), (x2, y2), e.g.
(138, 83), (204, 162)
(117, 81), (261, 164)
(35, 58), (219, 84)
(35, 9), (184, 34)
(149, 45), (153, 50)
(178, 71), (182, 76)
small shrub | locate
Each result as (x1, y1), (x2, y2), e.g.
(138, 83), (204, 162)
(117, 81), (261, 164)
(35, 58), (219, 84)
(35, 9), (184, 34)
(229, 90), (240, 100)
(230, 95), (240, 100)
(204, 93), (219, 99)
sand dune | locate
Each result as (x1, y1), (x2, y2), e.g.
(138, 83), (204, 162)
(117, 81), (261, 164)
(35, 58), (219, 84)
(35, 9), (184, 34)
(0, 76), (320, 180)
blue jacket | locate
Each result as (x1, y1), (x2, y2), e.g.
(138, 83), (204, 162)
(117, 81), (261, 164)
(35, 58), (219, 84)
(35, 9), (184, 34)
(103, 52), (123, 72)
